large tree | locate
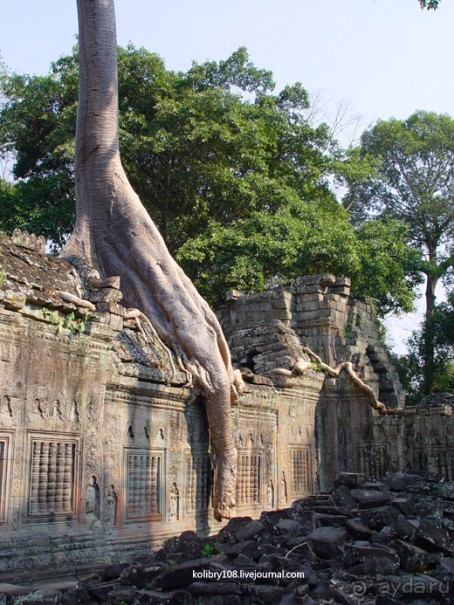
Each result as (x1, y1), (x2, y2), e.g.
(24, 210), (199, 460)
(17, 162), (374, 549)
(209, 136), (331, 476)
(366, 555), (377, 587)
(65, 0), (242, 521)
(347, 111), (454, 394)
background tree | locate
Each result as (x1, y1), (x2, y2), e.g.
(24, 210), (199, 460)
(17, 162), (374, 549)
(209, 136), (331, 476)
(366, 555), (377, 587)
(396, 290), (454, 402)
(0, 45), (419, 318)
(346, 111), (454, 395)
(0, 46), (337, 253)
(0, 55), (77, 249)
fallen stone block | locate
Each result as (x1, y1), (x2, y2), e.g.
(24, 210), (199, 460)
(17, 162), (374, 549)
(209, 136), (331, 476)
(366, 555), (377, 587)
(384, 472), (425, 491)
(307, 527), (346, 559)
(415, 520), (453, 553)
(344, 543), (400, 575)
(358, 505), (400, 530)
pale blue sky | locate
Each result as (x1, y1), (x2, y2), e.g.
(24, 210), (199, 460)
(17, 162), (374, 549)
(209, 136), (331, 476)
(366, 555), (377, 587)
(1, 0), (452, 351)
(1, 0), (453, 138)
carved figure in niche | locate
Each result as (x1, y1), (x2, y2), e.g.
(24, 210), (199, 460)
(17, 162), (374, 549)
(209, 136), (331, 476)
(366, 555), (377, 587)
(51, 400), (62, 420)
(70, 401), (79, 422)
(169, 482), (180, 521)
(267, 479), (274, 509)
(104, 484), (117, 526)
(289, 402), (296, 418)
(85, 475), (100, 522)
(35, 398), (47, 418)
(280, 471), (288, 503)
(127, 425), (134, 441)
(1, 395), (13, 417)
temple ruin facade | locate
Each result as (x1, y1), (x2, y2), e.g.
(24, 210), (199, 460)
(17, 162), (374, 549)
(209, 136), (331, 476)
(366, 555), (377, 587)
(0, 230), (452, 572)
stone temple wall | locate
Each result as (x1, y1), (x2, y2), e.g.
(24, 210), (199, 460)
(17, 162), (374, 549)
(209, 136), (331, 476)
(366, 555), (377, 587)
(217, 275), (453, 490)
(0, 232), (322, 572)
(0, 231), (452, 573)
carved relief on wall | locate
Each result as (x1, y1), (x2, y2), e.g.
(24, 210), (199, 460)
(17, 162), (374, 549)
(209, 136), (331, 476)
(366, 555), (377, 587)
(432, 447), (454, 481)
(289, 445), (313, 496)
(185, 453), (211, 513)
(280, 471), (288, 504)
(28, 435), (80, 519)
(358, 445), (371, 475)
(125, 449), (163, 521)
(28, 389), (83, 426)
(0, 436), (10, 523)
(266, 479), (274, 509)
(169, 482), (180, 521)
(0, 395), (13, 418)
(85, 475), (100, 523)
(361, 444), (388, 479)
(104, 484), (118, 526)
(236, 450), (263, 506)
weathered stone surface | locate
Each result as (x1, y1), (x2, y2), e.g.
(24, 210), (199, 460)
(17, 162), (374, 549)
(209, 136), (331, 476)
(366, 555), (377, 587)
(101, 563), (129, 580)
(391, 497), (415, 516)
(314, 513), (350, 527)
(358, 506), (400, 530)
(118, 562), (165, 588)
(103, 585), (139, 605)
(57, 584), (94, 605)
(186, 582), (241, 594)
(333, 485), (357, 511)
(133, 589), (181, 604)
(344, 543), (400, 575)
(10, 472), (454, 605)
(335, 473), (366, 489)
(351, 487), (392, 509)
(307, 527), (346, 559)
(434, 482), (454, 500)
(415, 520), (453, 553)
(153, 558), (229, 590)
(438, 556), (454, 575)
(221, 540), (262, 561)
(345, 518), (374, 539)
(233, 520), (266, 542)
(384, 472), (426, 492)
(218, 517), (254, 543)
(87, 581), (119, 601)
(274, 519), (301, 534)
(394, 516), (417, 541)
(392, 539), (428, 572)
(1, 227), (454, 580)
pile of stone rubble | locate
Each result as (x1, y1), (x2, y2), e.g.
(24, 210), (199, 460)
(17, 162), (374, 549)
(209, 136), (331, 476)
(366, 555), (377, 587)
(5, 472), (454, 605)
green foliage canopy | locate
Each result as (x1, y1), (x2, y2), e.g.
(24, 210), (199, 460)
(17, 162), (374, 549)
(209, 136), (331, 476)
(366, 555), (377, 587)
(0, 46), (419, 316)
(396, 291), (454, 401)
(347, 111), (453, 395)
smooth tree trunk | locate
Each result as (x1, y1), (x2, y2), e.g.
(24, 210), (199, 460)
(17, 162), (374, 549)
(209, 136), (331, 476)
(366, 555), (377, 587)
(423, 270), (439, 395)
(64, 0), (239, 521)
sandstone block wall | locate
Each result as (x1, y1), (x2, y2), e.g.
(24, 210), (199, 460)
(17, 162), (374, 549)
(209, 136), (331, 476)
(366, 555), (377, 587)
(1, 232), (452, 573)
(0, 232), (320, 572)
(218, 276), (453, 492)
